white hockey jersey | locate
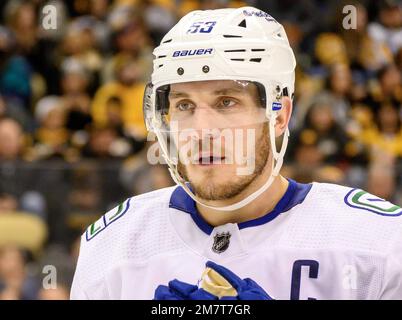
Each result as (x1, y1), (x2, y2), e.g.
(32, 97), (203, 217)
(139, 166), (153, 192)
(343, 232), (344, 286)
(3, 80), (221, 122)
(70, 179), (402, 300)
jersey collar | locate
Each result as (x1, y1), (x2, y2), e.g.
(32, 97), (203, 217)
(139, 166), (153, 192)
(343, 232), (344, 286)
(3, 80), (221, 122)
(169, 178), (312, 235)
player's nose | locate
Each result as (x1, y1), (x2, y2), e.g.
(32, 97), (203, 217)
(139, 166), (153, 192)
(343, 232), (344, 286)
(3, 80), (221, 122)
(191, 104), (221, 132)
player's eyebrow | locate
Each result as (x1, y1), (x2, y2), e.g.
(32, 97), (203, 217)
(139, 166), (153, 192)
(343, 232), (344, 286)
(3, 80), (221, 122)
(169, 87), (245, 99)
(169, 91), (190, 99)
(213, 87), (245, 96)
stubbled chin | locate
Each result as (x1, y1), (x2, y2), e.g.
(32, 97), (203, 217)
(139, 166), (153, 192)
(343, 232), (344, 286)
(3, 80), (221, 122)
(189, 165), (234, 180)
(189, 180), (227, 201)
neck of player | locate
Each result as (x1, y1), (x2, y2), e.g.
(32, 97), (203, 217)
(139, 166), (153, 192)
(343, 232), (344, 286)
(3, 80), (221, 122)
(195, 172), (289, 227)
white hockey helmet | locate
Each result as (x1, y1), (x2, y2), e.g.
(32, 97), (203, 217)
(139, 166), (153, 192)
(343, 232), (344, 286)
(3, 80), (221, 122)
(143, 6), (296, 211)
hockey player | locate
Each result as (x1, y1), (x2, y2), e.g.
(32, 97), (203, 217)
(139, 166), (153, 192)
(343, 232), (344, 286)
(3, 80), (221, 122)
(71, 7), (402, 300)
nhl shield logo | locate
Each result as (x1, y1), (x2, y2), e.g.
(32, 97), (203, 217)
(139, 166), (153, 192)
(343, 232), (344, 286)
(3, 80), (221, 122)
(212, 232), (231, 253)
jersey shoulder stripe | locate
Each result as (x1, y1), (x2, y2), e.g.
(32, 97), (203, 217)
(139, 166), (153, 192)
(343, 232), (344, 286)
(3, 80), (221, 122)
(282, 182), (402, 255)
(344, 188), (402, 216)
(86, 198), (132, 241)
(83, 186), (177, 242)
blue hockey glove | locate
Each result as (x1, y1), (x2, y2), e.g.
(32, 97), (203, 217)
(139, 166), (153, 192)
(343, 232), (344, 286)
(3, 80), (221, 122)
(203, 261), (274, 300)
(154, 279), (218, 300)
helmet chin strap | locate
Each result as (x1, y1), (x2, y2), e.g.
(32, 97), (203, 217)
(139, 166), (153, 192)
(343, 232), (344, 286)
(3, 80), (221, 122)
(157, 114), (289, 212)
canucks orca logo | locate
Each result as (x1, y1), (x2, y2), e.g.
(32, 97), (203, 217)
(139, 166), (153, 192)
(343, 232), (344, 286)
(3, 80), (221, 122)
(212, 232), (231, 253)
(344, 189), (402, 216)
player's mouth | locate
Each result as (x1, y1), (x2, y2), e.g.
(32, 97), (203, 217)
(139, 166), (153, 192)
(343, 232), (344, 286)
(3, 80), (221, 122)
(197, 155), (226, 166)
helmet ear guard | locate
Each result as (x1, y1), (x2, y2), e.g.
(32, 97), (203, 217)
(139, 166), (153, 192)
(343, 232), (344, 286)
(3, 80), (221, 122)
(143, 82), (171, 132)
(143, 82), (155, 132)
(155, 85), (170, 116)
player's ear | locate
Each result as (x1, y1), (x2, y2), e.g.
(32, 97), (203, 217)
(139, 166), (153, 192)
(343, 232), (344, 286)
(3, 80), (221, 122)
(275, 96), (292, 137)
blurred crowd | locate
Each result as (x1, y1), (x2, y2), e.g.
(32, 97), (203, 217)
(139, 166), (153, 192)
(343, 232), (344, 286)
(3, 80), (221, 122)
(0, 0), (401, 299)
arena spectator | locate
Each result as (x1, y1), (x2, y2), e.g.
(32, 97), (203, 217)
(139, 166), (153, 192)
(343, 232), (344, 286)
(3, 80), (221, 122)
(336, 1), (393, 73)
(31, 96), (69, 160)
(92, 54), (147, 141)
(368, 0), (402, 54)
(364, 64), (402, 111)
(0, 117), (25, 160)
(0, 25), (33, 126)
(353, 102), (402, 158)
(0, 246), (38, 300)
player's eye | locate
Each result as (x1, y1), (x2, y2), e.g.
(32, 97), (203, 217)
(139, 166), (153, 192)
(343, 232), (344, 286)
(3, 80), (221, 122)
(218, 98), (237, 109)
(175, 101), (195, 112)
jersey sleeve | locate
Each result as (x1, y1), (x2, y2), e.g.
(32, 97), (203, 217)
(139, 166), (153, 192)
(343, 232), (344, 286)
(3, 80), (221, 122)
(70, 230), (113, 300)
(70, 235), (90, 300)
(69, 198), (135, 300)
(70, 275), (89, 300)
(379, 233), (402, 299)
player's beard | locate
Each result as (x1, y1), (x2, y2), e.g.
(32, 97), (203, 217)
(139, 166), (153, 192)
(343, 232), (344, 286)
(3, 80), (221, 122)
(177, 124), (270, 201)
